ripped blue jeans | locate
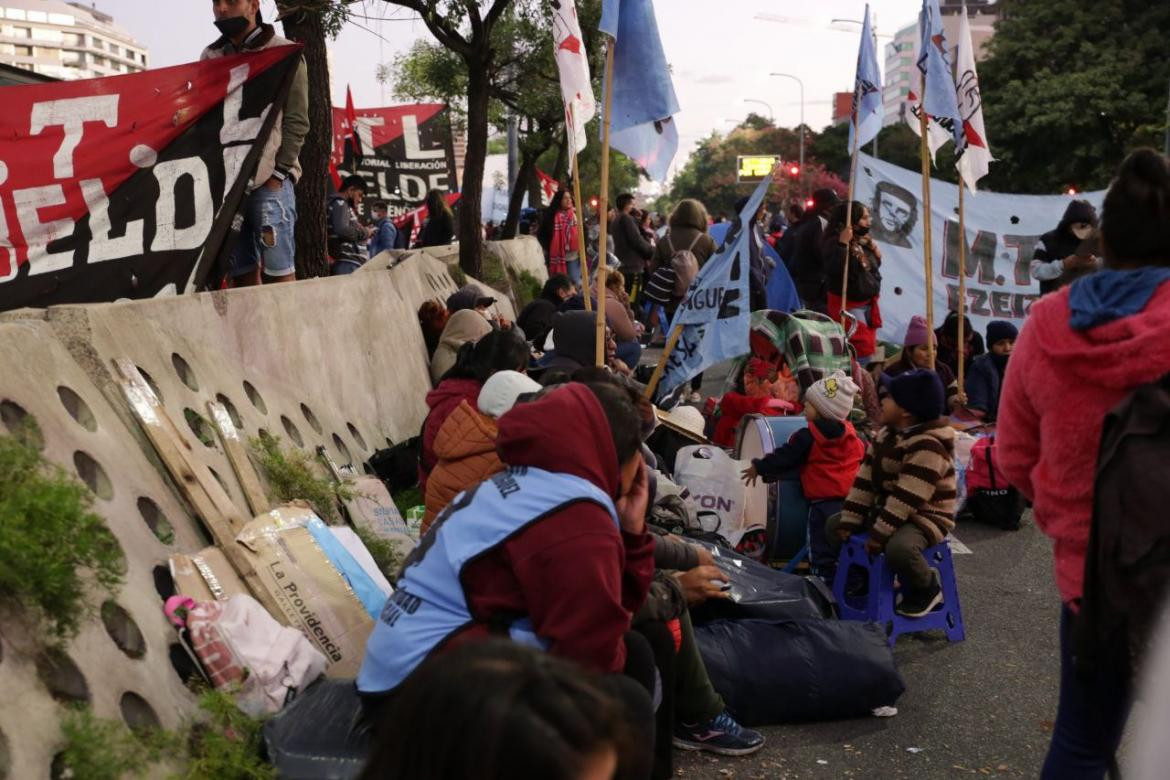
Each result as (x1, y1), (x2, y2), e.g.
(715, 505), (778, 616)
(231, 178), (297, 278)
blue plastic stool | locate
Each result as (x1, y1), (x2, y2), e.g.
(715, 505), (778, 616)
(831, 534), (965, 646)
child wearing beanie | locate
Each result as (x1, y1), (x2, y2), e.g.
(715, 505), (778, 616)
(827, 369), (958, 618)
(963, 320), (1019, 422)
(741, 370), (866, 581)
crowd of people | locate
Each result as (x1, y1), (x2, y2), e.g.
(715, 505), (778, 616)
(365, 148), (1170, 780)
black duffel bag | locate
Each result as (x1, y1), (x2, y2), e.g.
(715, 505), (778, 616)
(262, 679), (371, 779)
(689, 542), (835, 624)
(695, 619), (905, 726)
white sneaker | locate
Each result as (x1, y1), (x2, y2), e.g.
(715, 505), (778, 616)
(687, 391), (702, 404)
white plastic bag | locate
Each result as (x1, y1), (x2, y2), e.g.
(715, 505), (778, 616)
(674, 445), (748, 539)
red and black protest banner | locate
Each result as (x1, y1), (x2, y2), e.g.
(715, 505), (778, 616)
(330, 103), (458, 219)
(0, 45), (302, 312)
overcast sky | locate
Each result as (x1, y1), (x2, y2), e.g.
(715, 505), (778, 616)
(98, 0), (929, 182)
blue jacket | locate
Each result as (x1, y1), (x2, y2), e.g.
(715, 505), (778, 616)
(964, 354), (1004, 422)
(368, 217), (399, 259)
(356, 466), (618, 695)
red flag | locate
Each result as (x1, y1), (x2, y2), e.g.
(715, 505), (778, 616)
(344, 85), (361, 158)
(536, 168), (559, 207)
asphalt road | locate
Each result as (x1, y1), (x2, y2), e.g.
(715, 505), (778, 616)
(675, 516), (1062, 779)
(645, 354), (1066, 779)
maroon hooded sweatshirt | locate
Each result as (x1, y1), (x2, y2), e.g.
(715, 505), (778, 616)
(454, 383), (656, 673)
(419, 377), (481, 490)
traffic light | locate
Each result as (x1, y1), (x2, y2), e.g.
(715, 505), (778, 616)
(1065, 186), (1078, 196)
(788, 164), (800, 178)
(589, 196), (600, 209)
(804, 198), (815, 209)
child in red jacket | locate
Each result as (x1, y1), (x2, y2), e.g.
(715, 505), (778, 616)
(741, 370), (865, 581)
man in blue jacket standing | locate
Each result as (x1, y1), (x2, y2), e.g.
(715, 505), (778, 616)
(368, 200), (399, 259)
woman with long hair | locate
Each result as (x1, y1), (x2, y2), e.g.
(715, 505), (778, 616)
(539, 189), (581, 283)
(417, 188), (456, 248)
(822, 200), (882, 364)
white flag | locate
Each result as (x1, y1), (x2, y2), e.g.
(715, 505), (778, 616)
(552, 0), (596, 153)
(904, 50), (952, 162)
(954, 6), (993, 190)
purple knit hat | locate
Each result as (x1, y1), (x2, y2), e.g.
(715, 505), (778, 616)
(903, 315), (936, 348)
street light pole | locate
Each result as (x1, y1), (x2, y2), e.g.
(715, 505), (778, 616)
(770, 73), (805, 194)
(742, 98), (775, 124)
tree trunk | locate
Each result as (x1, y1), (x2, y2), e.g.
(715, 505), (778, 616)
(502, 153), (534, 238)
(279, 6), (331, 278)
(550, 135), (568, 180)
(457, 60), (491, 278)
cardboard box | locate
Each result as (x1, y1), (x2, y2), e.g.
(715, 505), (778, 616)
(235, 505), (374, 677)
(169, 547), (248, 603)
(344, 475), (417, 555)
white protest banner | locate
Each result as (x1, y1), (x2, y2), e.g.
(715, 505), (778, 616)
(852, 153), (1104, 342)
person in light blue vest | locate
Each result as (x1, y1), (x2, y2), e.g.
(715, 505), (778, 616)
(358, 380), (670, 776)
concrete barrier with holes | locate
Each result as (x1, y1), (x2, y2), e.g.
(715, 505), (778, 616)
(0, 246), (523, 775)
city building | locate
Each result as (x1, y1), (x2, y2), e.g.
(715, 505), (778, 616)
(832, 92), (853, 126)
(0, 0), (147, 81)
(881, 0), (999, 126)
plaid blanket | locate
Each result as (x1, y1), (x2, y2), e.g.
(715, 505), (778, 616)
(723, 309), (853, 396)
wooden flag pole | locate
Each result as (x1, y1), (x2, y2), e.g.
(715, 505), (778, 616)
(643, 323), (684, 400)
(595, 41), (616, 367)
(956, 177), (968, 397)
(841, 114), (862, 330)
(918, 72), (937, 369)
(571, 149), (592, 313)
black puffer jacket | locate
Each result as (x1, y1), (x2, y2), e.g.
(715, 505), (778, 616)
(327, 194), (368, 269)
(1032, 200), (1098, 295)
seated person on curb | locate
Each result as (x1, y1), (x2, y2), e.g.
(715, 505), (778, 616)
(590, 370), (763, 757)
(517, 274), (576, 352)
(884, 315), (963, 410)
(421, 370), (542, 534)
(328, 175), (373, 275)
(359, 381), (671, 778)
(741, 370), (866, 583)
(648, 528), (765, 757)
(421, 328), (531, 490)
(963, 320), (1017, 423)
(826, 369), (958, 618)
(596, 270), (645, 369)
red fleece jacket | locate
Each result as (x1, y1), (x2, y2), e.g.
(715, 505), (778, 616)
(997, 283), (1170, 604)
(455, 383), (655, 673)
(419, 378), (481, 490)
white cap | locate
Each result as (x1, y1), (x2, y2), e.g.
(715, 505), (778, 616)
(478, 370), (542, 418)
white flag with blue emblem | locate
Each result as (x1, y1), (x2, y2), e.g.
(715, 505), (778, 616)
(916, 0), (964, 150)
(657, 171), (775, 396)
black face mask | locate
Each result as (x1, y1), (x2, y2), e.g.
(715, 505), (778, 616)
(853, 224), (870, 237)
(214, 16), (251, 38)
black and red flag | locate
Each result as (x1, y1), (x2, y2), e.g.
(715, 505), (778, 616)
(330, 103), (457, 219)
(0, 45), (302, 312)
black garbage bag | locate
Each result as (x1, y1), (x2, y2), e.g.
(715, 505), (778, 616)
(689, 542), (835, 624)
(262, 678), (371, 779)
(695, 619), (906, 726)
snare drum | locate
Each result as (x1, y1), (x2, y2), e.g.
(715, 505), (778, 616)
(735, 414), (811, 562)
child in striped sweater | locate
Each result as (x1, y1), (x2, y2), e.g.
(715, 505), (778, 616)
(826, 369), (957, 618)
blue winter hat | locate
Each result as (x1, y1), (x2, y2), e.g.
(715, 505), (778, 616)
(985, 320), (1019, 346)
(886, 369), (945, 422)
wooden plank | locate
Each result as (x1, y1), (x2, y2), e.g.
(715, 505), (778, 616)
(112, 357), (285, 621)
(113, 358), (248, 533)
(207, 400), (269, 516)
